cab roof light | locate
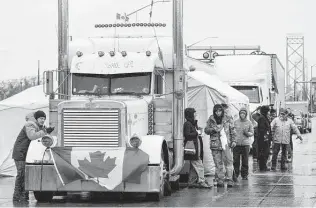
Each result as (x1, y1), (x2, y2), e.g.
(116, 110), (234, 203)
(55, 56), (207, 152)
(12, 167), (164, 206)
(98, 51), (105, 57)
(121, 51), (127, 57)
(94, 23), (167, 28)
(76, 51), (83, 57)
(109, 51), (115, 57)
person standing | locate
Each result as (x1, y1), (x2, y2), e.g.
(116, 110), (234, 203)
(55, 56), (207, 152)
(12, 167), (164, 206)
(183, 108), (211, 188)
(251, 106), (261, 160)
(233, 108), (254, 181)
(205, 104), (237, 187)
(270, 109), (302, 171)
(257, 105), (271, 171)
(12, 111), (54, 202)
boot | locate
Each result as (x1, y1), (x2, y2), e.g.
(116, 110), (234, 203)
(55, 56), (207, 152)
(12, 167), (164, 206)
(227, 181), (234, 188)
(205, 180), (213, 188)
(198, 181), (212, 189)
(233, 175), (238, 182)
(188, 183), (199, 188)
(217, 180), (224, 187)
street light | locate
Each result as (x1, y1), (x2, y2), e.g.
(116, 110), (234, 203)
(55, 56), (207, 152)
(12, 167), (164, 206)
(310, 64), (316, 113)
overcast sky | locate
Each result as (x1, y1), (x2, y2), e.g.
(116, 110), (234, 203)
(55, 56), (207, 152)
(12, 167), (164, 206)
(0, 0), (315, 80)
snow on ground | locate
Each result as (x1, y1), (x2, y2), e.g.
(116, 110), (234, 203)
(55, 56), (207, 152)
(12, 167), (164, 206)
(0, 85), (48, 176)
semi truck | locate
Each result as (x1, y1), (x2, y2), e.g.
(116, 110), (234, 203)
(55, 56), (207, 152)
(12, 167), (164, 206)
(214, 54), (286, 114)
(286, 101), (311, 133)
(24, 0), (187, 202)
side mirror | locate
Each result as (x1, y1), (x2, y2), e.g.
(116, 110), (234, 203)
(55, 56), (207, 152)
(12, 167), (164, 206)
(43, 71), (54, 96)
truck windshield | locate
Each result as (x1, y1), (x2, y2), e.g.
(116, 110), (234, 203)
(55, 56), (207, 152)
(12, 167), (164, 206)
(111, 73), (151, 95)
(72, 74), (110, 95)
(72, 73), (151, 95)
(231, 85), (260, 103)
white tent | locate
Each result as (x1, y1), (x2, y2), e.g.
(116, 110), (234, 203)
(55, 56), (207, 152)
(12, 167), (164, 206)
(187, 71), (249, 175)
(0, 85), (48, 177)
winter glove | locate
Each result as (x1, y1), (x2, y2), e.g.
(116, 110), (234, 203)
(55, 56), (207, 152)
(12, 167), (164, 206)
(230, 142), (236, 148)
(46, 127), (55, 134)
(296, 135), (303, 141)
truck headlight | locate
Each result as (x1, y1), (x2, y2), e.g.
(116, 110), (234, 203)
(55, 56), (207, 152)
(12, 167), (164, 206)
(129, 135), (142, 148)
(41, 135), (53, 148)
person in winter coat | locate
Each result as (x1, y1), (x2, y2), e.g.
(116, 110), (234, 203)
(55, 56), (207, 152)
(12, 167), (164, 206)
(257, 105), (271, 171)
(251, 106), (261, 160)
(183, 108), (211, 188)
(12, 110), (54, 202)
(204, 104), (237, 187)
(233, 108), (254, 181)
(270, 108), (302, 171)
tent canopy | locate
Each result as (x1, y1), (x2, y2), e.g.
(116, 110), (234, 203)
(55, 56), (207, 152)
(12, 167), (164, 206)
(0, 86), (49, 177)
(187, 71), (249, 125)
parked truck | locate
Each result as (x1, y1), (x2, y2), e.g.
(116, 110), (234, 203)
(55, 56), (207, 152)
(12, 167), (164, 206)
(214, 54), (286, 114)
(286, 101), (311, 133)
(24, 0), (187, 202)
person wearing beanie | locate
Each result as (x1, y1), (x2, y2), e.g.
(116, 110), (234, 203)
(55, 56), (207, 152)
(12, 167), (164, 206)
(257, 105), (272, 171)
(12, 110), (54, 202)
(270, 108), (302, 171)
(183, 108), (211, 189)
(205, 104), (237, 188)
(233, 107), (254, 181)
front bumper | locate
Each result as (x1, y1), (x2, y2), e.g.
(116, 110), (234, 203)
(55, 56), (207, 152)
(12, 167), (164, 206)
(25, 164), (161, 192)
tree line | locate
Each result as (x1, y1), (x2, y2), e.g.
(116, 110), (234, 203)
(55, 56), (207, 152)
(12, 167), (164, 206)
(0, 76), (42, 101)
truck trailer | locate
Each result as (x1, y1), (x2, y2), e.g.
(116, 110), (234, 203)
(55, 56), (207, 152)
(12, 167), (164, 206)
(214, 54), (285, 113)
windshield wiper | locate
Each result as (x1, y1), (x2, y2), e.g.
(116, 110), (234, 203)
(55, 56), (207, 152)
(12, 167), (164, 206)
(112, 92), (143, 97)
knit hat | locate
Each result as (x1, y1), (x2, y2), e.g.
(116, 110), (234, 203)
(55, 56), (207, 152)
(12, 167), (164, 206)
(34, 110), (46, 120)
(184, 108), (196, 123)
(260, 105), (270, 116)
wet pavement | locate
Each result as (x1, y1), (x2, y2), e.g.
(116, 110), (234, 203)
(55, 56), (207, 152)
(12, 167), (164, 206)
(1, 133), (316, 207)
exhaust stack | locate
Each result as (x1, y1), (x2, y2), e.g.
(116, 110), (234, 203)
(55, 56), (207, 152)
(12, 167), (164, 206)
(170, 0), (185, 175)
(58, 0), (69, 99)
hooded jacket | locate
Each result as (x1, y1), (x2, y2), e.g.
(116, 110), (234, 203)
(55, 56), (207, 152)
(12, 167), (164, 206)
(204, 104), (237, 150)
(183, 108), (203, 160)
(12, 112), (47, 161)
(257, 106), (271, 145)
(234, 107), (254, 146)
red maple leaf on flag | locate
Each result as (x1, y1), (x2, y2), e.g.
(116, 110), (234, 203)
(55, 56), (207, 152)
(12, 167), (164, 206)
(78, 151), (116, 178)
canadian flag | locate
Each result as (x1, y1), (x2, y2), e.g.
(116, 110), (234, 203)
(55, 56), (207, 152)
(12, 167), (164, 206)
(50, 147), (149, 190)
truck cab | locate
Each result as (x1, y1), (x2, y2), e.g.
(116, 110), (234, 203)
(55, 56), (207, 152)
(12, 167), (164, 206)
(228, 82), (264, 113)
(25, 50), (179, 202)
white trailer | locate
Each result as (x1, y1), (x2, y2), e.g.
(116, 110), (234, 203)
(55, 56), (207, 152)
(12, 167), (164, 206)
(214, 54), (285, 113)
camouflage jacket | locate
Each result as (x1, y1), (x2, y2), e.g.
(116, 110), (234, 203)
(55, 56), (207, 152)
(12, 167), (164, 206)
(204, 115), (237, 150)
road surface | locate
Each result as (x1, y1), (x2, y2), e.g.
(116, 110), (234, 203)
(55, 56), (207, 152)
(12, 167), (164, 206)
(0, 133), (316, 207)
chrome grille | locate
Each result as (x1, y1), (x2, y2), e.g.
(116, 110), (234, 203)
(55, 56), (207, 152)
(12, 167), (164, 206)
(62, 109), (120, 147)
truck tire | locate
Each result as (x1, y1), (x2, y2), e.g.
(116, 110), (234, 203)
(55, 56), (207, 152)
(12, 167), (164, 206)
(146, 149), (171, 201)
(33, 191), (54, 202)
